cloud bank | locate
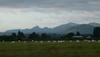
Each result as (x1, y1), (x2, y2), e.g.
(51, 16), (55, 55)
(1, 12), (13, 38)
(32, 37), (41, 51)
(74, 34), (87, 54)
(0, 0), (100, 32)
(0, 0), (100, 12)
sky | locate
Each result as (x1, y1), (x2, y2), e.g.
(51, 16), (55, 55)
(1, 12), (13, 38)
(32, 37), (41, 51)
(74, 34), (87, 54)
(0, 0), (100, 32)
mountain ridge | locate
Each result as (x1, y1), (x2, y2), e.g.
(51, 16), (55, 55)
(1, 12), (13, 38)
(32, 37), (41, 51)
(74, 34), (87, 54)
(3, 22), (100, 35)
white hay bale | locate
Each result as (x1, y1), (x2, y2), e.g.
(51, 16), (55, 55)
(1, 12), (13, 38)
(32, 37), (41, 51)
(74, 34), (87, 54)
(18, 40), (20, 42)
(76, 40), (80, 42)
(98, 40), (100, 43)
(84, 39), (86, 41)
(24, 41), (26, 43)
(2, 40), (5, 42)
(84, 39), (87, 42)
(12, 41), (15, 43)
(62, 40), (65, 43)
(48, 41), (50, 43)
(53, 40), (56, 43)
(69, 40), (72, 42)
(92, 40), (96, 42)
(58, 41), (62, 43)
(32, 40), (34, 42)
(40, 41), (43, 43)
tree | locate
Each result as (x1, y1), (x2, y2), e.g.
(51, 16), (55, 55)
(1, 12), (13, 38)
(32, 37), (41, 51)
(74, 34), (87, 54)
(76, 31), (80, 36)
(18, 31), (21, 36)
(67, 32), (75, 38)
(20, 32), (25, 38)
(17, 31), (25, 40)
(93, 27), (100, 38)
(29, 32), (39, 38)
(11, 33), (17, 38)
(41, 33), (48, 38)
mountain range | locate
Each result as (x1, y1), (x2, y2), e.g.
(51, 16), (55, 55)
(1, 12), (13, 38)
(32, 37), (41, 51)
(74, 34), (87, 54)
(2, 22), (100, 35)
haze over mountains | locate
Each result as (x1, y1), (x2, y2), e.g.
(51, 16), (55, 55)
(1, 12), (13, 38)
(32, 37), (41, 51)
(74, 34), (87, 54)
(3, 22), (100, 35)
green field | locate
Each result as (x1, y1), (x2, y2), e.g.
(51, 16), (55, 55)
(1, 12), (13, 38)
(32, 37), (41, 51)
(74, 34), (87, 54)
(0, 41), (100, 57)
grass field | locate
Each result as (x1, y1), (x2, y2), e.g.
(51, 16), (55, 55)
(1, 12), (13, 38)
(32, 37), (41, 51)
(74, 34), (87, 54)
(0, 40), (100, 57)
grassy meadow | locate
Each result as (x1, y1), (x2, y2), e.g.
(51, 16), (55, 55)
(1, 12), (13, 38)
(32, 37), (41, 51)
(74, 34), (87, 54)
(0, 40), (100, 57)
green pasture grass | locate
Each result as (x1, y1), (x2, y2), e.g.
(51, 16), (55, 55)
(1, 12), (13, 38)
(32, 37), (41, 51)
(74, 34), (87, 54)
(0, 41), (100, 57)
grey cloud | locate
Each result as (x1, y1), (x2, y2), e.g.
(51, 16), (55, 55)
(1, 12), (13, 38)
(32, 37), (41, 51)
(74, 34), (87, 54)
(0, 0), (100, 11)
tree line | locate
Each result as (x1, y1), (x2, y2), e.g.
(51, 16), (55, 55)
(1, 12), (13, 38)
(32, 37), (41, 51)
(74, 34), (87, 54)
(0, 27), (100, 41)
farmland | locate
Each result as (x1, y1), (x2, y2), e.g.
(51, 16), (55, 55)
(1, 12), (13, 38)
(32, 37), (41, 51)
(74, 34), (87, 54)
(0, 40), (100, 57)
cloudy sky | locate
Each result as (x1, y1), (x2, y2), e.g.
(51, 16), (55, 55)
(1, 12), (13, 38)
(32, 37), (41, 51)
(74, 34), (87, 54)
(0, 0), (100, 32)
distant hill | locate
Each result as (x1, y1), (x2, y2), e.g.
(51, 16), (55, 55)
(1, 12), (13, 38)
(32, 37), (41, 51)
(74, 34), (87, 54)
(3, 22), (100, 35)
(62, 24), (95, 34)
(5, 26), (52, 34)
(4, 22), (78, 34)
(52, 22), (78, 33)
(88, 22), (100, 27)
